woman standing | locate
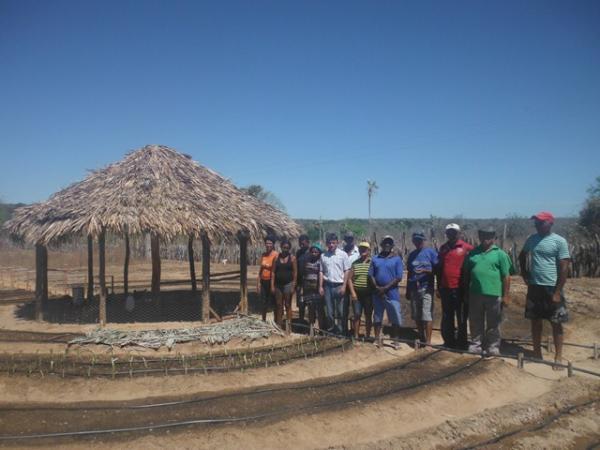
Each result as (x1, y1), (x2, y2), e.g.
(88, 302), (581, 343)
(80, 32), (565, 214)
(257, 236), (278, 321)
(271, 239), (297, 333)
(300, 243), (325, 329)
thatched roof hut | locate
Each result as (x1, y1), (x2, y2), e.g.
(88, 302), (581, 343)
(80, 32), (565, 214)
(5, 144), (301, 244)
(5, 145), (302, 324)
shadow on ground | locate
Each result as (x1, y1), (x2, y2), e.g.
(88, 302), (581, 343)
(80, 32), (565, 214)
(15, 290), (262, 324)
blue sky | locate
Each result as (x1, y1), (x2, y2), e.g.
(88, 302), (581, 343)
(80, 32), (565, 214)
(1, 0), (599, 219)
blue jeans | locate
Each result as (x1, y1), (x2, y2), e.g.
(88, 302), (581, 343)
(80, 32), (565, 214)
(324, 282), (345, 334)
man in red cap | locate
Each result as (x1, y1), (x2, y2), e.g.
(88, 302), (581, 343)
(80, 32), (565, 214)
(519, 211), (570, 368)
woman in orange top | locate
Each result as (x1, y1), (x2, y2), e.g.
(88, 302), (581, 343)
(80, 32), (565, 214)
(257, 236), (278, 321)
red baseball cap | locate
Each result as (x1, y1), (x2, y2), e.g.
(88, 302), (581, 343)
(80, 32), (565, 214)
(531, 211), (555, 223)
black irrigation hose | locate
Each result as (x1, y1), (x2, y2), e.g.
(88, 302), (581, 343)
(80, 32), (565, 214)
(295, 322), (600, 378)
(0, 356), (482, 441)
(502, 337), (595, 350)
(461, 398), (600, 449)
(2, 349), (442, 411)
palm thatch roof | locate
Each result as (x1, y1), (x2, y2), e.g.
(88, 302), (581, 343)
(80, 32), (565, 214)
(5, 145), (302, 244)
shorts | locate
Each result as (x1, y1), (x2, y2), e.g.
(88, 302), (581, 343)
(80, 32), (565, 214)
(275, 282), (294, 296)
(525, 284), (569, 324)
(410, 288), (434, 322)
(373, 292), (402, 326)
(353, 288), (373, 319)
(260, 279), (275, 308)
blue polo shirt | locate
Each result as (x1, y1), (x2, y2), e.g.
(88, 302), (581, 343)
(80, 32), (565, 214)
(369, 253), (403, 300)
(407, 247), (439, 291)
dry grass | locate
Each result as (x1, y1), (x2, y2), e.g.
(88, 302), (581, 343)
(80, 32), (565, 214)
(4, 145), (302, 244)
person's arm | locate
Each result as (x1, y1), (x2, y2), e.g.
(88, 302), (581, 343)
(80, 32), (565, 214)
(435, 249), (443, 298)
(499, 252), (511, 306)
(256, 268), (261, 293)
(384, 257), (403, 293)
(348, 267), (357, 300)
(502, 275), (511, 306)
(518, 249), (528, 285)
(342, 269), (350, 294)
(318, 267), (324, 297)
(462, 257), (471, 300)
(270, 259), (277, 293)
(292, 256), (298, 290)
(553, 259), (569, 303)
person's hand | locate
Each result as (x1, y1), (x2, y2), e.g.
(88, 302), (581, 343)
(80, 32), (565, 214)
(502, 295), (510, 307)
(376, 286), (386, 296)
(552, 290), (561, 304)
(435, 290), (441, 299)
(338, 286), (345, 295)
(319, 287), (324, 297)
(350, 293), (357, 301)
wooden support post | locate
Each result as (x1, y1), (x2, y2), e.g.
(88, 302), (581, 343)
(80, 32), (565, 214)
(201, 233), (211, 322)
(517, 352), (524, 369)
(124, 232), (130, 297)
(151, 233), (161, 298)
(239, 233), (248, 314)
(188, 236), (197, 292)
(98, 229), (107, 326)
(87, 235), (94, 301)
(567, 361), (573, 377)
(35, 243), (48, 321)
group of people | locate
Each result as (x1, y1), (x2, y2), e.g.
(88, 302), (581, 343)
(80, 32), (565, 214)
(257, 211), (570, 364)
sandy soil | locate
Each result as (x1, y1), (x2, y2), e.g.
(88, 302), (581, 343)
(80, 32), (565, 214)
(0, 254), (599, 449)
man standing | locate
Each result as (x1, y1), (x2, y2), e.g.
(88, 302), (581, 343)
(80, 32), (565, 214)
(369, 236), (403, 348)
(342, 231), (360, 335)
(406, 231), (438, 345)
(295, 234), (311, 321)
(349, 241), (374, 339)
(437, 224), (473, 349)
(463, 227), (512, 356)
(342, 231), (360, 263)
(519, 212), (570, 367)
(320, 233), (351, 334)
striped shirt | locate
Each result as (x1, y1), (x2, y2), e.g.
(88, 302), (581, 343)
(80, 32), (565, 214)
(522, 233), (570, 286)
(352, 257), (371, 289)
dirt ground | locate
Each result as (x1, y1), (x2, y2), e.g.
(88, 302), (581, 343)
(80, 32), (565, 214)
(0, 251), (599, 449)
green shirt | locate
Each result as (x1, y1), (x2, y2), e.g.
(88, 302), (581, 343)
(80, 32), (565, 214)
(464, 245), (512, 297)
(522, 233), (570, 286)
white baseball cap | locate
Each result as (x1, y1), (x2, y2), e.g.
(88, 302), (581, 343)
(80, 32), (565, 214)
(445, 223), (460, 231)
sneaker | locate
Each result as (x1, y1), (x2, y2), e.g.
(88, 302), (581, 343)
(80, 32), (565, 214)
(486, 348), (501, 357)
(390, 341), (400, 350)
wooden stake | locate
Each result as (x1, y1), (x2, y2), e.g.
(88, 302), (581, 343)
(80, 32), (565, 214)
(124, 232), (130, 296)
(87, 235), (94, 301)
(239, 232), (248, 314)
(99, 228), (107, 326)
(35, 243), (48, 321)
(201, 233), (211, 322)
(188, 236), (197, 292)
(151, 233), (161, 298)
(517, 352), (524, 369)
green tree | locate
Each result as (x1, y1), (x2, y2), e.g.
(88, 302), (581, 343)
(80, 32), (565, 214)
(242, 184), (286, 212)
(579, 176), (600, 235)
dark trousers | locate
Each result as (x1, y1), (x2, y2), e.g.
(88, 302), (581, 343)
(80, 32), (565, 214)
(440, 287), (468, 348)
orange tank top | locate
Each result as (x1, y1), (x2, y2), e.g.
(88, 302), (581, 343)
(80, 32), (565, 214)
(260, 251), (279, 280)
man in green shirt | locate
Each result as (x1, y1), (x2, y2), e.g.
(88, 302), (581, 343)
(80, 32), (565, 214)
(463, 227), (512, 356)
